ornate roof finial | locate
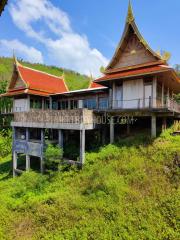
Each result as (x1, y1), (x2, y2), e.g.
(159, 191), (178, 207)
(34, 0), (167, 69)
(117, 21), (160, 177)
(126, 0), (135, 23)
(12, 50), (22, 66)
(61, 70), (65, 79)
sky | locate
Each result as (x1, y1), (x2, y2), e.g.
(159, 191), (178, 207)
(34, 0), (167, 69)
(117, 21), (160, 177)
(0, 0), (180, 77)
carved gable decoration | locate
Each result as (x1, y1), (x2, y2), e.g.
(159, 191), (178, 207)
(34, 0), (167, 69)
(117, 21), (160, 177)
(112, 33), (157, 69)
(14, 76), (26, 89)
(9, 67), (26, 90)
(105, 2), (162, 73)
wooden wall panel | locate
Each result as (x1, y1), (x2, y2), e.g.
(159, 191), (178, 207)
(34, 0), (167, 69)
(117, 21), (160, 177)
(112, 34), (157, 69)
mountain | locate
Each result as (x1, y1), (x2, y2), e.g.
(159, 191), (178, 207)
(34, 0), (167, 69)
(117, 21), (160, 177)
(0, 57), (90, 91)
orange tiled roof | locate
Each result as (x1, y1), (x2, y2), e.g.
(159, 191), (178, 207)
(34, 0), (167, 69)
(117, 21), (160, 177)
(17, 64), (69, 94)
(95, 65), (172, 82)
(2, 88), (50, 97)
(89, 81), (105, 89)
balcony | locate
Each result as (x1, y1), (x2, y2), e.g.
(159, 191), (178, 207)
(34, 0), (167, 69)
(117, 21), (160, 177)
(110, 98), (180, 113)
(12, 109), (95, 130)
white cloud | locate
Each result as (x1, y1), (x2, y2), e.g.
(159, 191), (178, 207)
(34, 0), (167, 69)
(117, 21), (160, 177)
(0, 39), (44, 63)
(9, 0), (108, 76)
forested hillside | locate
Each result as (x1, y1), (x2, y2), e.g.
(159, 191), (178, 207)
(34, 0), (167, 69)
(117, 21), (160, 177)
(0, 129), (179, 239)
(0, 57), (90, 91)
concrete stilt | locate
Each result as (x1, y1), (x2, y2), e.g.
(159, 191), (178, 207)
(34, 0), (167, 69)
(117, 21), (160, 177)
(40, 129), (45, 173)
(151, 115), (157, 138)
(127, 123), (130, 135)
(110, 116), (114, 144)
(101, 126), (106, 145)
(58, 129), (63, 148)
(162, 117), (167, 132)
(13, 151), (17, 177)
(26, 155), (30, 171)
(80, 129), (85, 165)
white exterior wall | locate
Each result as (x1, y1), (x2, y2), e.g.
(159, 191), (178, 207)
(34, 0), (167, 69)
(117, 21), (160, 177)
(14, 98), (29, 112)
(122, 79), (144, 109)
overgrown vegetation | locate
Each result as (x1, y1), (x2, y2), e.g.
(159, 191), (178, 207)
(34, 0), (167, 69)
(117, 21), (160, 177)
(45, 144), (63, 170)
(0, 129), (179, 239)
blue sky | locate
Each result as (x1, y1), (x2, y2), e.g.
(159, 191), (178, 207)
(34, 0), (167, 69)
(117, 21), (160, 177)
(0, 0), (180, 76)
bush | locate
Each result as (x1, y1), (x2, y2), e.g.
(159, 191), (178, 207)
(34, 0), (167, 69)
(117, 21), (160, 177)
(44, 144), (63, 170)
(0, 129), (12, 157)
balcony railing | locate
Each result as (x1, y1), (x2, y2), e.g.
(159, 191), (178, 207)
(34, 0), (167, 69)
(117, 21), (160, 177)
(110, 98), (180, 113)
(13, 109), (94, 125)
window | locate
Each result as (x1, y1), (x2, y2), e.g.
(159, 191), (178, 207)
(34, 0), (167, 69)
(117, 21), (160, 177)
(83, 99), (97, 109)
(99, 98), (108, 109)
(58, 100), (69, 110)
(30, 98), (42, 109)
(52, 101), (58, 110)
(70, 100), (78, 109)
(45, 99), (50, 109)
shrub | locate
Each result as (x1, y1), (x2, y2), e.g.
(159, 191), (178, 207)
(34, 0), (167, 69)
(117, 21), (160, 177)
(44, 144), (63, 170)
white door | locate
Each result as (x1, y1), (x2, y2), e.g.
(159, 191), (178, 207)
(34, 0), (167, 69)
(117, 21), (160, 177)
(114, 86), (122, 108)
(144, 84), (152, 108)
(123, 79), (144, 109)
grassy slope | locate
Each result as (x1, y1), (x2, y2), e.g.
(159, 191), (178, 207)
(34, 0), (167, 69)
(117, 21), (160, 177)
(0, 130), (179, 240)
(0, 57), (90, 91)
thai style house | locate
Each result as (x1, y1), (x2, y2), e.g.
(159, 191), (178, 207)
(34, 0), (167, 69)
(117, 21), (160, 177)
(0, 2), (180, 176)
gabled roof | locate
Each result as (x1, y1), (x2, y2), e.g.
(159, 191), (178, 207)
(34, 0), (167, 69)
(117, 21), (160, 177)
(105, 1), (163, 73)
(88, 80), (105, 89)
(96, 65), (173, 82)
(5, 57), (69, 97)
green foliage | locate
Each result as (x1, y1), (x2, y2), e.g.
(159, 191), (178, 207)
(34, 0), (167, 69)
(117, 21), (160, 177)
(174, 93), (180, 103)
(0, 129), (12, 157)
(0, 57), (90, 91)
(45, 144), (63, 170)
(0, 130), (179, 239)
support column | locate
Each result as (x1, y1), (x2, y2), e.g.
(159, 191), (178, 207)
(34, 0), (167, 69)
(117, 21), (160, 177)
(13, 151), (17, 177)
(162, 117), (167, 132)
(96, 94), (99, 109)
(80, 129), (85, 165)
(27, 95), (30, 111)
(49, 96), (53, 110)
(152, 76), (157, 108)
(26, 155), (30, 171)
(151, 115), (157, 138)
(101, 125), (106, 145)
(110, 116), (114, 144)
(58, 129), (63, 148)
(25, 128), (30, 171)
(161, 82), (164, 107)
(40, 129), (45, 173)
(12, 127), (16, 177)
(127, 122), (130, 135)
(112, 81), (116, 109)
(42, 98), (45, 110)
(109, 88), (113, 109)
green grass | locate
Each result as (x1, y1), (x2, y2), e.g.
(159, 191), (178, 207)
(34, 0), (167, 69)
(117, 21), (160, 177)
(0, 129), (179, 239)
(0, 57), (90, 91)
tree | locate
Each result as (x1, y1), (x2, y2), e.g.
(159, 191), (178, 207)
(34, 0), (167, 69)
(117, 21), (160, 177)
(0, 0), (8, 16)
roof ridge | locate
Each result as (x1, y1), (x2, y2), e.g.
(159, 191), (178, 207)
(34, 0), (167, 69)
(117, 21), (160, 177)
(19, 64), (64, 80)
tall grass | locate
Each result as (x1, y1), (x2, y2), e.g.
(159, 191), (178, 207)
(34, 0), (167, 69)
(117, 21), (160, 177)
(0, 130), (179, 239)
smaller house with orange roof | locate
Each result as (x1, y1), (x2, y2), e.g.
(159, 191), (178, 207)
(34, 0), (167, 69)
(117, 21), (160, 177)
(0, 2), (179, 176)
